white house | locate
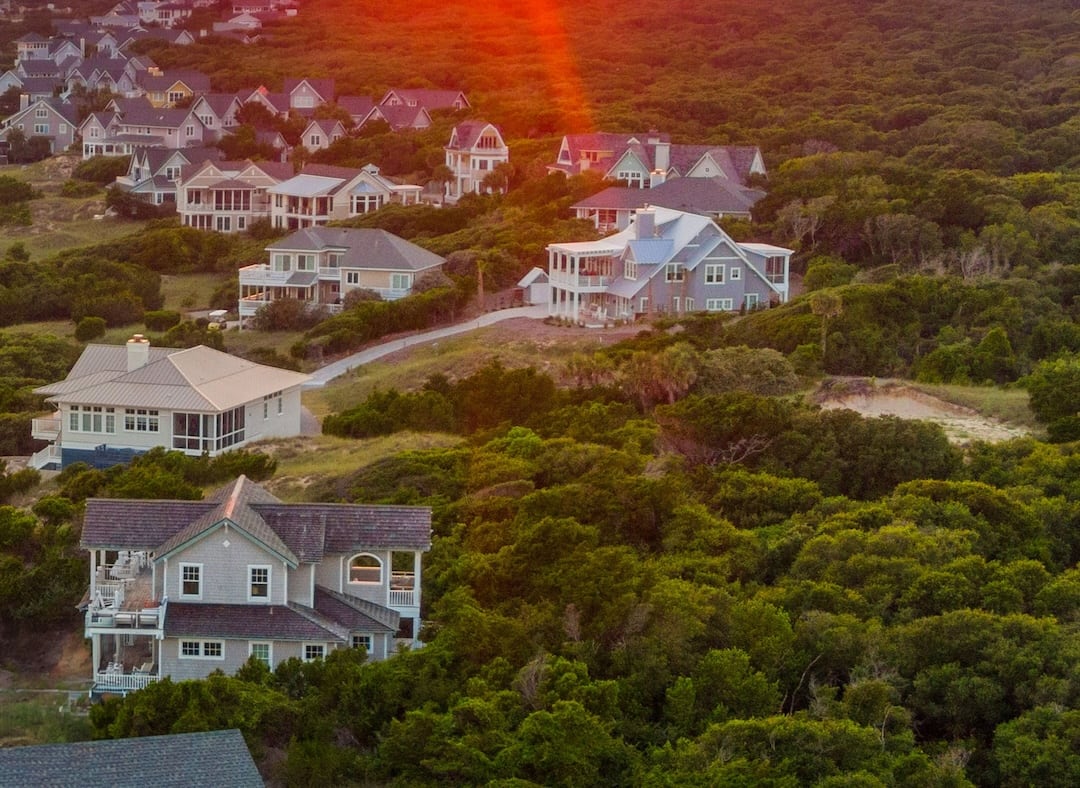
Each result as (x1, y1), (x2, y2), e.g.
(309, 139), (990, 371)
(30, 337), (310, 470)
(238, 226), (445, 320)
(268, 164), (422, 231)
(547, 206), (791, 323)
(444, 120), (509, 203)
(177, 158), (293, 232)
(79, 475), (431, 697)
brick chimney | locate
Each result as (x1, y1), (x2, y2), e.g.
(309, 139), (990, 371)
(127, 334), (150, 371)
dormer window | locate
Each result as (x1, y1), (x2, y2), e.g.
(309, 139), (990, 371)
(349, 554), (382, 584)
(180, 563), (202, 598)
(249, 565), (269, 600)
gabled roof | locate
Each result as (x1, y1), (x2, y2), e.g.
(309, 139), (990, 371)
(380, 88), (468, 111)
(117, 102), (200, 129)
(369, 104), (430, 131)
(4, 97), (78, 126)
(82, 476), (432, 561)
(266, 227), (445, 274)
(138, 69), (211, 93)
(315, 586), (398, 632)
(646, 176), (763, 216)
(0, 730), (263, 788)
(284, 77), (334, 102)
(304, 117), (344, 136)
(192, 92), (242, 117)
(448, 120), (505, 150)
(36, 343), (309, 410)
(667, 144), (764, 183)
(337, 94), (374, 122)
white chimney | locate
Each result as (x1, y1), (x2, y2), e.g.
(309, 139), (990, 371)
(653, 140), (670, 171)
(635, 207), (656, 240)
(650, 169), (666, 188)
(127, 334), (150, 371)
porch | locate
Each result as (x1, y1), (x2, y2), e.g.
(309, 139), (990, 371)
(90, 631), (161, 697)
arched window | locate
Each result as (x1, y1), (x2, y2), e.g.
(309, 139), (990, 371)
(349, 554), (382, 584)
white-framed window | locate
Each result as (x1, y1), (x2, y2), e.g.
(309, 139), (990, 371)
(352, 634), (372, 652)
(124, 408), (159, 432)
(185, 124), (195, 137)
(303, 643), (325, 662)
(249, 641), (272, 667)
(391, 273), (411, 291)
(706, 298), (734, 311)
(297, 254), (315, 271)
(345, 271), (360, 285)
(33, 123), (48, 134)
(294, 95), (314, 108)
(686, 298), (695, 311)
(35, 107), (47, 118)
(58, 123), (67, 135)
(273, 253), (290, 271)
(180, 563), (202, 599)
(237, 216), (246, 230)
(69, 405), (116, 433)
(327, 252), (342, 268)
(639, 296), (649, 313)
(673, 296), (681, 312)
(309, 134), (321, 147)
(349, 553), (382, 584)
(745, 293), (759, 309)
(730, 267), (741, 281)
(624, 259), (637, 280)
(248, 565), (270, 601)
(705, 264), (726, 284)
(216, 216), (231, 232)
(665, 263), (685, 283)
(179, 639), (224, 659)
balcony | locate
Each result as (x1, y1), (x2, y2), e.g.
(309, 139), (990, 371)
(92, 668), (158, 695)
(549, 271), (613, 290)
(388, 572), (416, 607)
(32, 416), (60, 440)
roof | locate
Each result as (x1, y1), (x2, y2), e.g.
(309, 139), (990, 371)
(82, 476), (432, 559)
(314, 586), (398, 632)
(268, 173), (345, 197)
(517, 267), (549, 287)
(337, 95), (374, 120)
(284, 77), (335, 101)
(370, 104), (430, 130)
(0, 729), (263, 788)
(381, 88), (468, 110)
(448, 120), (504, 150)
(36, 343), (309, 410)
(572, 186), (650, 211)
(266, 227), (445, 273)
(645, 176), (763, 216)
(166, 601), (348, 641)
(139, 70), (211, 93)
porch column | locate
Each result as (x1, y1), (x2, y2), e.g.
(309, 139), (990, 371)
(89, 549), (97, 598)
(91, 634), (100, 677)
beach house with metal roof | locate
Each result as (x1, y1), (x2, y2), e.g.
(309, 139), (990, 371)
(267, 164), (422, 230)
(29, 337), (310, 470)
(237, 226), (445, 320)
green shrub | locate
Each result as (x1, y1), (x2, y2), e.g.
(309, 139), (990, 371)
(72, 155), (131, 184)
(60, 180), (101, 198)
(144, 310), (182, 331)
(74, 316), (107, 341)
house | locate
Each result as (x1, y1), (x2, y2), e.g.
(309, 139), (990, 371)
(379, 88), (470, 112)
(548, 132), (766, 188)
(114, 145), (223, 204)
(444, 120), (509, 202)
(107, 98), (208, 148)
(360, 103), (432, 132)
(14, 33), (51, 62)
(80, 475), (430, 695)
(300, 117), (346, 151)
(283, 77), (335, 114)
(190, 92), (243, 140)
(138, 69), (211, 108)
(238, 226), (445, 320)
(79, 111), (123, 158)
(546, 206), (791, 323)
(0, 97), (78, 154)
(337, 94), (375, 128)
(572, 177), (764, 232)
(241, 86), (291, 118)
(177, 158), (293, 232)
(267, 163), (422, 231)
(29, 337), (309, 470)
(0, 730), (264, 787)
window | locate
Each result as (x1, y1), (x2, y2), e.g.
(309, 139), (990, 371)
(309, 134), (321, 147)
(249, 642), (271, 667)
(745, 293), (760, 309)
(730, 267), (741, 281)
(665, 263), (685, 283)
(706, 298), (734, 311)
(297, 254), (315, 271)
(173, 407), (245, 451)
(124, 408), (159, 432)
(58, 123), (67, 135)
(180, 563), (202, 598)
(273, 253), (290, 271)
(352, 634), (373, 652)
(327, 252), (342, 268)
(69, 405), (115, 433)
(295, 95), (314, 108)
(304, 643), (325, 661)
(215, 216), (231, 232)
(686, 298), (695, 311)
(765, 256), (785, 283)
(237, 216), (246, 230)
(185, 125), (195, 137)
(349, 554), (382, 584)
(249, 565), (270, 600)
(672, 296), (680, 312)
(345, 271), (360, 285)
(705, 264), (725, 284)
(624, 259), (637, 280)
(639, 296), (649, 313)
(391, 273), (411, 291)
(179, 639), (224, 659)
(33, 123), (48, 134)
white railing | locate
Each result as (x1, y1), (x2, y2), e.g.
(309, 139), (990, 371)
(93, 671), (158, 692)
(238, 263), (295, 284)
(389, 589), (416, 606)
(31, 417), (61, 439)
(549, 272), (613, 288)
(29, 444), (61, 469)
(95, 579), (125, 607)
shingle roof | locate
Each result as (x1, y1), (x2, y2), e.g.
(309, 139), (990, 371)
(646, 176), (763, 215)
(337, 95), (374, 121)
(315, 586), (398, 632)
(372, 104), (430, 130)
(254, 502), (432, 551)
(381, 88), (467, 110)
(0, 730), (263, 788)
(284, 77), (334, 101)
(449, 120), (504, 150)
(266, 227), (445, 273)
(166, 601), (347, 641)
(82, 499), (216, 550)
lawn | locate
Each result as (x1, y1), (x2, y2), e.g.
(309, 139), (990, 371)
(0, 693), (91, 747)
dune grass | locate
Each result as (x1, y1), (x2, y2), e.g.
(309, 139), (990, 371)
(909, 382), (1039, 430)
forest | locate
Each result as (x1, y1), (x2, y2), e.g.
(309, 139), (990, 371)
(2, 0), (1080, 785)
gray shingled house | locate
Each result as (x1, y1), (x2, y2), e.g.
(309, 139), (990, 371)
(81, 476), (431, 696)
